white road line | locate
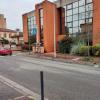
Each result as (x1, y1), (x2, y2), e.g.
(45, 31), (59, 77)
(0, 75), (48, 100)
(0, 56), (4, 58)
(12, 53), (23, 56)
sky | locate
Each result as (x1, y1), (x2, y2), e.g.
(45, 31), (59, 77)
(0, 0), (53, 31)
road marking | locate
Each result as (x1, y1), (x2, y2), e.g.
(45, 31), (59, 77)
(9, 96), (35, 100)
(0, 56), (4, 58)
(0, 75), (48, 100)
(12, 53), (23, 56)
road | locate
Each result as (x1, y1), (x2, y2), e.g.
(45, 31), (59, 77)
(0, 54), (100, 100)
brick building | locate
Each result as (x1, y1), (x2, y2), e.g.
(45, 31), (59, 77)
(23, 0), (99, 53)
(0, 14), (6, 29)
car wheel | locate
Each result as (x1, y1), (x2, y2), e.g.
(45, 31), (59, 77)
(10, 52), (12, 56)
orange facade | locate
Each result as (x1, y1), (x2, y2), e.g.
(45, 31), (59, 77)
(35, 1), (61, 52)
(22, 0), (65, 53)
(23, 0), (100, 53)
(93, 0), (100, 45)
(23, 14), (28, 43)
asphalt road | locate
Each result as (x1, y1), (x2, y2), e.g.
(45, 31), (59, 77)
(0, 81), (22, 100)
(0, 54), (100, 100)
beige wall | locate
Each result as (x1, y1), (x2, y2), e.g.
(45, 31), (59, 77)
(0, 32), (16, 42)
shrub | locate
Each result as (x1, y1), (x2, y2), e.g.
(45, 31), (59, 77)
(21, 44), (32, 50)
(92, 44), (100, 56)
(58, 37), (74, 54)
(78, 46), (91, 56)
(71, 45), (91, 56)
(0, 38), (9, 44)
(70, 45), (80, 55)
(71, 41), (85, 55)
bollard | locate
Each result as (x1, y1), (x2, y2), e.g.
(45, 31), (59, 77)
(40, 71), (44, 100)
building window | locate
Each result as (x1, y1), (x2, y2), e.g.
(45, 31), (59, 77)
(39, 9), (44, 45)
(63, 0), (93, 45)
(28, 13), (36, 36)
(67, 4), (72, 10)
(73, 1), (78, 8)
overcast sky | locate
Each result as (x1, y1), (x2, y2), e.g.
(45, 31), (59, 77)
(0, 0), (53, 31)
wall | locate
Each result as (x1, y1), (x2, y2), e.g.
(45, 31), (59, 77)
(93, 0), (100, 44)
(35, 1), (60, 52)
(0, 32), (16, 42)
(23, 14), (28, 43)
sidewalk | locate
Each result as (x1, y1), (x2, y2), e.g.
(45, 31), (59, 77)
(23, 52), (100, 67)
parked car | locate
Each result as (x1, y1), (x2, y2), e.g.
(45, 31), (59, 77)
(0, 47), (12, 55)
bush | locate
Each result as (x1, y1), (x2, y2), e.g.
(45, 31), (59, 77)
(71, 45), (91, 56)
(70, 45), (80, 55)
(92, 44), (100, 56)
(0, 38), (9, 44)
(78, 46), (91, 56)
(58, 37), (74, 54)
(21, 44), (32, 50)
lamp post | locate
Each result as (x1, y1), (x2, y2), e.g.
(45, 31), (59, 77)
(85, 0), (90, 57)
(53, 0), (57, 58)
(87, 4), (91, 57)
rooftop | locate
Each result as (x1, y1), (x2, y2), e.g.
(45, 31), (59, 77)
(0, 28), (17, 33)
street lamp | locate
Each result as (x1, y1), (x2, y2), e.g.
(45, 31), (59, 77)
(53, 0), (57, 58)
(87, 4), (91, 57)
(85, 1), (90, 57)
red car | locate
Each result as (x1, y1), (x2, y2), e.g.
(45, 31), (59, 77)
(0, 47), (12, 55)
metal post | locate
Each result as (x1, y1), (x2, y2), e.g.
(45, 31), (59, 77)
(40, 71), (44, 100)
(87, 4), (91, 57)
(53, 0), (57, 58)
(28, 29), (31, 55)
(85, 0), (90, 57)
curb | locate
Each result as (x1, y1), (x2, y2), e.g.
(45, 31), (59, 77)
(25, 54), (95, 67)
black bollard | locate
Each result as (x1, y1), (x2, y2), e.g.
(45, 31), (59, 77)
(40, 71), (44, 100)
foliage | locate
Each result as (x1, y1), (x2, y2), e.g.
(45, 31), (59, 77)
(0, 38), (9, 44)
(70, 45), (81, 55)
(92, 44), (100, 56)
(21, 43), (32, 50)
(28, 35), (36, 45)
(78, 46), (91, 56)
(71, 45), (91, 56)
(58, 37), (74, 54)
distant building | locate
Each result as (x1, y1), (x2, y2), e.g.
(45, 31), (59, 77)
(0, 14), (23, 44)
(11, 31), (23, 44)
(0, 14), (6, 29)
(0, 28), (17, 41)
